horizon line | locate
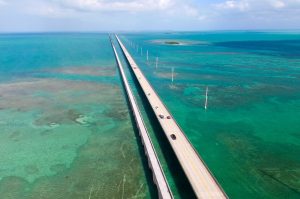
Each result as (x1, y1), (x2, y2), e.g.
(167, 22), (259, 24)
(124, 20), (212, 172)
(1, 28), (300, 34)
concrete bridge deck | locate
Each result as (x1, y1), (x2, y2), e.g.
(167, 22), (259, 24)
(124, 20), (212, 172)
(115, 34), (227, 199)
(110, 37), (173, 199)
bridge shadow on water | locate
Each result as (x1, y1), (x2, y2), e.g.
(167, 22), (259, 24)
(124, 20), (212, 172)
(111, 35), (159, 198)
(122, 59), (197, 198)
(116, 62), (159, 199)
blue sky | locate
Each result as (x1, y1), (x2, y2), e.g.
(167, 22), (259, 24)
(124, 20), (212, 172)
(0, 0), (300, 32)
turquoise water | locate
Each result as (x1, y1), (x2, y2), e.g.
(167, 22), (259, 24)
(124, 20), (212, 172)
(0, 33), (153, 198)
(121, 31), (300, 198)
(0, 32), (300, 198)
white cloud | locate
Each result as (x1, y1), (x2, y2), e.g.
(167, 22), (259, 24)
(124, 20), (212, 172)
(1, 0), (299, 31)
(271, 1), (286, 8)
(8, 0), (76, 18)
(29, 3), (75, 18)
(215, 0), (300, 11)
(42, 0), (209, 22)
(215, 0), (250, 11)
(51, 0), (175, 12)
(0, 0), (7, 6)
(211, 0), (300, 29)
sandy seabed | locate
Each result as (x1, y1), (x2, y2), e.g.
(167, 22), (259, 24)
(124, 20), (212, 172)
(0, 66), (150, 199)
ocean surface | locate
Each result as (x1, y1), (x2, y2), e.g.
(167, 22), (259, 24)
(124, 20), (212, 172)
(0, 31), (300, 198)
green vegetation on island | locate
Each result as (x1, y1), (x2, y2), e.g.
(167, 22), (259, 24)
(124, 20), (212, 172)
(164, 41), (180, 45)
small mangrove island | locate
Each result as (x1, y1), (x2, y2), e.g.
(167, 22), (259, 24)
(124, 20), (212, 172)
(164, 41), (180, 45)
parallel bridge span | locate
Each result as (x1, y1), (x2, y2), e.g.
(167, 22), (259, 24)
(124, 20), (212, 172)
(115, 34), (227, 199)
(110, 36), (173, 199)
